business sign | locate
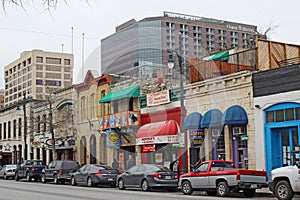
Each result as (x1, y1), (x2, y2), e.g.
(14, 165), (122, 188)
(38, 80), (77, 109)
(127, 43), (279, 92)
(2, 142), (12, 152)
(141, 144), (156, 153)
(136, 135), (178, 145)
(45, 139), (63, 146)
(106, 129), (121, 147)
(147, 90), (170, 106)
(189, 129), (205, 147)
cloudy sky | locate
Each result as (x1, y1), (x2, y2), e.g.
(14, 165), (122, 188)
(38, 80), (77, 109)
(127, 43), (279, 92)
(0, 0), (299, 89)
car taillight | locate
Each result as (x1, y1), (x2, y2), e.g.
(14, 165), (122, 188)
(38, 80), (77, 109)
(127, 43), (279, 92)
(7, 169), (12, 172)
(151, 174), (162, 179)
(96, 170), (102, 175)
(117, 170), (121, 175)
(59, 169), (63, 175)
(237, 171), (240, 180)
(174, 174), (179, 179)
(31, 166), (35, 172)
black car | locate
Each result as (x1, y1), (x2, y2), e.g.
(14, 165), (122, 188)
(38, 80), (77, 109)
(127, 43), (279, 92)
(70, 164), (118, 187)
(117, 164), (179, 191)
(41, 160), (80, 184)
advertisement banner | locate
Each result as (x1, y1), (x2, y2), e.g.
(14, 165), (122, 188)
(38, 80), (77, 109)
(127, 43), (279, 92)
(136, 135), (178, 145)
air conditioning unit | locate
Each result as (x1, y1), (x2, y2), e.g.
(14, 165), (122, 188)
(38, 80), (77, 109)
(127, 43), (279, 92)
(233, 127), (246, 135)
(212, 129), (221, 137)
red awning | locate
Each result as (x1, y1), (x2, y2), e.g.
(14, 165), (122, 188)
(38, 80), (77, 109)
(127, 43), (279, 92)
(136, 120), (179, 138)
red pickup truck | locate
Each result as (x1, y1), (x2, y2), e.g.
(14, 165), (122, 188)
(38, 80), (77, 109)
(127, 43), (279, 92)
(179, 160), (268, 198)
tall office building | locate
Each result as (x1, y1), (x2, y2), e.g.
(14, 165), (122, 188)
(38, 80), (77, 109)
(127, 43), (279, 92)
(4, 49), (73, 107)
(0, 89), (4, 109)
(101, 11), (258, 75)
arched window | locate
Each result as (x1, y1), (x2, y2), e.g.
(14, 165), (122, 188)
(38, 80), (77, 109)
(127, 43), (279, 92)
(100, 90), (106, 116)
(13, 119), (17, 138)
(8, 121), (11, 138)
(90, 135), (97, 164)
(37, 116), (41, 133)
(0, 123), (2, 140)
(3, 122), (6, 139)
(18, 118), (22, 137)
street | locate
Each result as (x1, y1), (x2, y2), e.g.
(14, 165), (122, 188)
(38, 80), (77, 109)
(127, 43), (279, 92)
(0, 179), (276, 200)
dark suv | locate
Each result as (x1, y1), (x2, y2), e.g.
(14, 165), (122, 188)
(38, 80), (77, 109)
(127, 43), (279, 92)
(41, 160), (80, 184)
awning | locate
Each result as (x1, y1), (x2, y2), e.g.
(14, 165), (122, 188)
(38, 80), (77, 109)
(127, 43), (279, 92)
(99, 85), (140, 103)
(184, 112), (202, 130)
(201, 109), (223, 128)
(136, 120), (179, 145)
(56, 99), (76, 110)
(203, 50), (229, 61)
(222, 105), (248, 125)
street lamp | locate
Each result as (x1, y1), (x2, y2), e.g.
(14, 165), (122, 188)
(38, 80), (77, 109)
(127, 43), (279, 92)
(17, 93), (28, 160)
(167, 49), (186, 173)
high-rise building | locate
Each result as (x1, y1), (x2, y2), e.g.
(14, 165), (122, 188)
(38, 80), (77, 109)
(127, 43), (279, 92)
(101, 11), (258, 75)
(0, 89), (4, 109)
(4, 49), (73, 107)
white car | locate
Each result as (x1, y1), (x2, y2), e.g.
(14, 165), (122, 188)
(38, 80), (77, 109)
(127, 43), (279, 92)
(0, 164), (17, 180)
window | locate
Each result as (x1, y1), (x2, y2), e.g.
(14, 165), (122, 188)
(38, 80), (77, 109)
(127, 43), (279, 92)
(266, 111), (274, 123)
(64, 59), (71, 65)
(8, 121), (11, 138)
(18, 118), (22, 137)
(196, 163), (208, 172)
(36, 79), (43, 85)
(296, 107), (300, 120)
(286, 108), (294, 121)
(276, 110), (284, 122)
(36, 57), (43, 63)
(43, 114), (47, 132)
(46, 57), (61, 64)
(0, 124), (2, 140)
(13, 120), (16, 138)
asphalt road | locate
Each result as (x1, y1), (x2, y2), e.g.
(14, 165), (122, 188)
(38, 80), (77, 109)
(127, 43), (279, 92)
(0, 179), (276, 200)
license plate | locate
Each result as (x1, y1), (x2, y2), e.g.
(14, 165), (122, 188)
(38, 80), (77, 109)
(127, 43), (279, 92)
(165, 176), (171, 180)
(108, 178), (113, 181)
(250, 184), (258, 188)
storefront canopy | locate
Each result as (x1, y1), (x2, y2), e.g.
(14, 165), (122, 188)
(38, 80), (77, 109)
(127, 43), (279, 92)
(184, 112), (202, 130)
(201, 109), (223, 128)
(136, 120), (179, 138)
(222, 105), (248, 125)
(203, 50), (230, 61)
(99, 85), (140, 103)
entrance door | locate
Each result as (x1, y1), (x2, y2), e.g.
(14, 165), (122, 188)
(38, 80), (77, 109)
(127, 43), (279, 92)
(271, 128), (298, 169)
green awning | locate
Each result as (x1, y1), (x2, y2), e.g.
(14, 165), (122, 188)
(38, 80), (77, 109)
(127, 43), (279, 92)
(99, 85), (140, 103)
(207, 51), (229, 61)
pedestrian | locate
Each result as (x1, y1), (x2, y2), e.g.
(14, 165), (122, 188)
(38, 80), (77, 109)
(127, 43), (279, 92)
(126, 154), (134, 170)
(112, 158), (119, 169)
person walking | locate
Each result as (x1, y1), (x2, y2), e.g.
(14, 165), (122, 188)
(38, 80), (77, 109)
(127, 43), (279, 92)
(126, 154), (134, 170)
(112, 158), (119, 170)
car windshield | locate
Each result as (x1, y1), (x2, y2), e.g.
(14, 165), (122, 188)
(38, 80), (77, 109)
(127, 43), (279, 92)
(62, 162), (79, 169)
(32, 161), (43, 166)
(6, 165), (17, 168)
(211, 162), (236, 171)
(145, 165), (170, 172)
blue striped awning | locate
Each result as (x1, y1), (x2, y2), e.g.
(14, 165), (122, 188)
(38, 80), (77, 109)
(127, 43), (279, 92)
(184, 112), (202, 130)
(222, 105), (248, 125)
(201, 109), (223, 128)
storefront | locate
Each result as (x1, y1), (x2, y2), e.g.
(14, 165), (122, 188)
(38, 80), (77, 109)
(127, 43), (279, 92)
(136, 120), (179, 168)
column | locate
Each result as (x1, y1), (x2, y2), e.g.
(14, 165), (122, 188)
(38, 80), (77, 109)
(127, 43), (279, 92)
(224, 125), (232, 161)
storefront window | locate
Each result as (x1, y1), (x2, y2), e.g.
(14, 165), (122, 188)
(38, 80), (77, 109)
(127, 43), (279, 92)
(285, 108), (295, 121)
(266, 111), (274, 123)
(296, 107), (300, 120)
(276, 110), (284, 122)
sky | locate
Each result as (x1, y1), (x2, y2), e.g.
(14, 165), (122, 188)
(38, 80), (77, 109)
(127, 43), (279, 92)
(0, 0), (299, 89)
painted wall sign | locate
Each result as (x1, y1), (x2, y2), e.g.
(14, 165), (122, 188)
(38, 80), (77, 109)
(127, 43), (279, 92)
(136, 135), (178, 145)
(106, 129), (121, 147)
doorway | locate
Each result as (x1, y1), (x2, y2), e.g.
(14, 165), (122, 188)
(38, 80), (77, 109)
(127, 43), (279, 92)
(271, 127), (298, 169)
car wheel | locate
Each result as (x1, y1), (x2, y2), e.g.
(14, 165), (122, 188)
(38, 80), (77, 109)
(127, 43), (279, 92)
(141, 179), (149, 191)
(87, 177), (93, 187)
(118, 178), (125, 190)
(4, 174), (7, 180)
(26, 173), (31, 182)
(71, 176), (76, 186)
(182, 180), (193, 195)
(15, 174), (19, 181)
(41, 174), (46, 183)
(275, 180), (294, 200)
(53, 175), (59, 184)
(217, 181), (229, 197)
(244, 189), (256, 198)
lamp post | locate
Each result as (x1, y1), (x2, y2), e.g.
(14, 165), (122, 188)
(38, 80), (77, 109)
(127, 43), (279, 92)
(17, 93), (27, 160)
(167, 49), (186, 174)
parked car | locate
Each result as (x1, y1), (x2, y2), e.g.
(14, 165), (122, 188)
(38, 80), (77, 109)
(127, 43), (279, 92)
(117, 164), (179, 191)
(179, 160), (268, 198)
(41, 160), (80, 184)
(15, 160), (45, 182)
(0, 164), (17, 180)
(269, 164), (300, 200)
(70, 164), (118, 187)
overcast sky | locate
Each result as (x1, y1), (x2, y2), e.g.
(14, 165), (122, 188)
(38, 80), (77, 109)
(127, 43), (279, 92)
(0, 0), (299, 89)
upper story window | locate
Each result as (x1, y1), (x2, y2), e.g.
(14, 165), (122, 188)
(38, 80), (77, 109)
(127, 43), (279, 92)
(265, 103), (300, 123)
(36, 56), (43, 63)
(46, 57), (61, 64)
